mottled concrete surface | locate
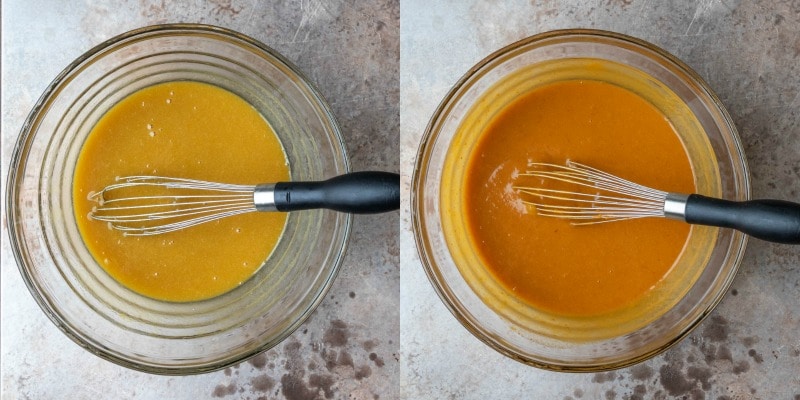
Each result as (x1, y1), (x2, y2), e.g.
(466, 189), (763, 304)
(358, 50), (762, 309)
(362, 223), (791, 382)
(1, 1), (398, 399)
(4, 0), (800, 399)
(400, 0), (799, 399)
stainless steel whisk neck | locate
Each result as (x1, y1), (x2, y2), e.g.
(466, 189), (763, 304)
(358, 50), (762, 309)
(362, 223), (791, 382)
(663, 193), (689, 220)
(254, 184), (277, 211)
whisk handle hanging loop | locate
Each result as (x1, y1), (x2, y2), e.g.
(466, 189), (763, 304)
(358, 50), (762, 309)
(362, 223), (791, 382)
(258, 171), (400, 214)
(684, 194), (800, 244)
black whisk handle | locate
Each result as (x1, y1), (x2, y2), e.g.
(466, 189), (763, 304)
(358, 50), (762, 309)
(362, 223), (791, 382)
(684, 194), (800, 244)
(273, 171), (400, 214)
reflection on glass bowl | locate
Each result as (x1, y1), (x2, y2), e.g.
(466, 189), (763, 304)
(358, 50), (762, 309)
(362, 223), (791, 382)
(412, 29), (749, 371)
(6, 24), (351, 374)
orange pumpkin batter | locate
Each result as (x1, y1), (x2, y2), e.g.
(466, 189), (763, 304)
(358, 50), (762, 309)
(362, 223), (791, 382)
(73, 81), (289, 302)
(464, 79), (695, 316)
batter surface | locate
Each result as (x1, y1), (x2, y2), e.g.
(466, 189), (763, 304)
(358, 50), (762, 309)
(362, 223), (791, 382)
(73, 81), (289, 302)
(464, 79), (695, 316)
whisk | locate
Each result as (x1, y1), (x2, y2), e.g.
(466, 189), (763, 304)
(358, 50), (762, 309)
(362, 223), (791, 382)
(515, 161), (800, 244)
(89, 171), (399, 236)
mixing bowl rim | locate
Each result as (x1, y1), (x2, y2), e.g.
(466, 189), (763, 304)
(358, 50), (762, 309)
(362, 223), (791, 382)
(5, 23), (352, 374)
(410, 28), (750, 371)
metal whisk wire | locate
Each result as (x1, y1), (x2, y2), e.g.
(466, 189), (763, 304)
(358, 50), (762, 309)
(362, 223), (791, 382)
(515, 161), (668, 224)
(88, 176), (258, 236)
(510, 161), (800, 244)
(87, 171), (401, 236)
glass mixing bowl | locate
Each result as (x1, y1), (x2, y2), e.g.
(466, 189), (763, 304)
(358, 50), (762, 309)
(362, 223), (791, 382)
(411, 29), (749, 371)
(6, 24), (350, 374)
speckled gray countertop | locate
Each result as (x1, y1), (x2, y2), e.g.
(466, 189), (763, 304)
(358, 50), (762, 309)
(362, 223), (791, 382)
(400, 0), (799, 399)
(3, 0), (800, 399)
(2, 1), (398, 399)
